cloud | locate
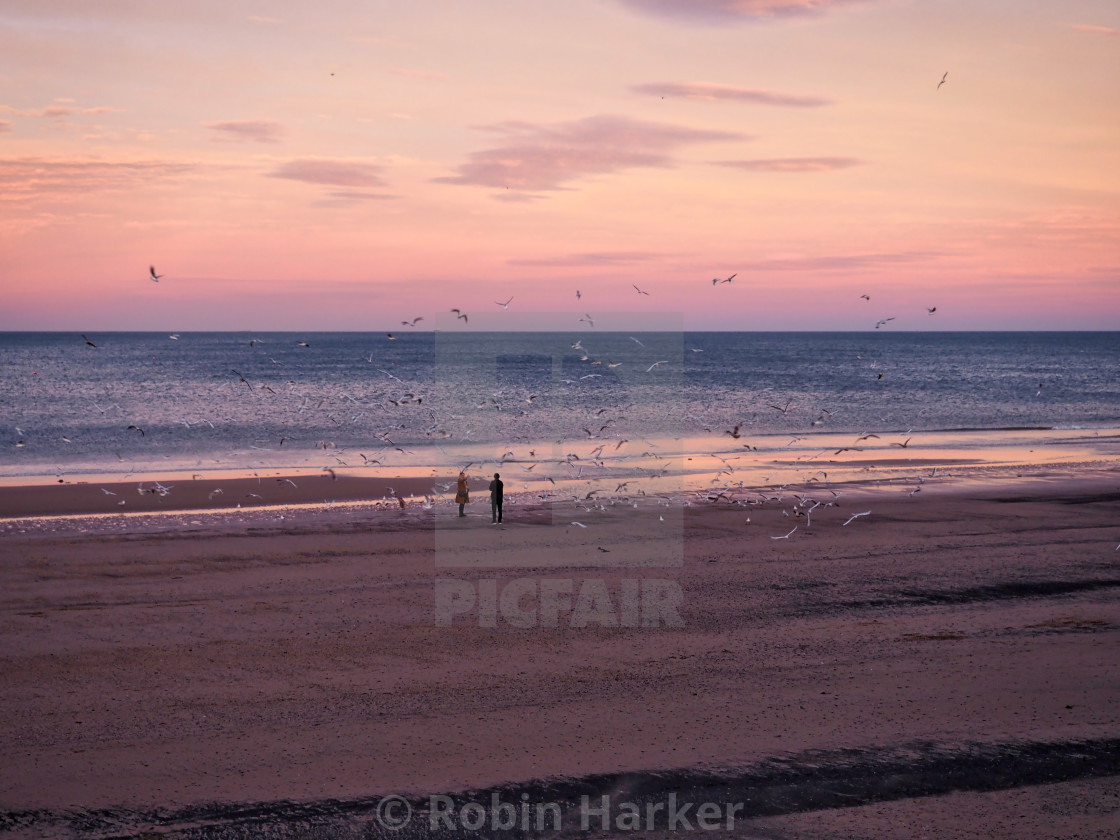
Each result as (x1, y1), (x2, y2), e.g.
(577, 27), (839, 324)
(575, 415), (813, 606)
(436, 114), (743, 192)
(0, 121), (10, 133)
(265, 159), (388, 188)
(0, 103), (119, 119)
(737, 251), (933, 271)
(632, 82), (831, 107)
(0, 157), (197, 199)
(205, 120), (287, 144)
(510, 251), (664, 267)
(1069, 23), (1120, 38)
(311, 190), (399, 207)
(491, 191), (545, 203)
(615, 0), (864, 23)
(714, 156), (862, 172)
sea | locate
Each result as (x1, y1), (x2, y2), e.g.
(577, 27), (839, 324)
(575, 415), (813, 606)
(2, 331), (1119, 485)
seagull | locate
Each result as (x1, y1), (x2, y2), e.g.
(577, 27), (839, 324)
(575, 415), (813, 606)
(769, 399), (793, 414)
(451, 309), (469, 323)
(632, 284), (650, 296)
(725, 425), (742, 439)
(126, 424), (145, 437)
(81, 334), (97, 347)
(860, 294), (870, 301)
(386, 333), (396, 341)
(495, 296), (513, 310)
(891, 437), (912, 448)
(149, 265), (163, 282)
(169, 334), (180, 340)
(579, 314), (595, 327)
(646, 360), (669, 372)
(927, 307), (937, 315)
(843, 511), (871, 526)
(875, 317), (896, 329)
(576, 290), (581, 300)
(771, 526), (797, 540)
(937, 71), (948, 90)
(401, 317), (423, 326)
(571, 521), (587, 528)
(231, 369), (253, 392)
(629, 336), (645, 347)
(297, 341), (311, 347)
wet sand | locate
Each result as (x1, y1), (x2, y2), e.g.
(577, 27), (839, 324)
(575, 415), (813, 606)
(0, 474), (1118, 838)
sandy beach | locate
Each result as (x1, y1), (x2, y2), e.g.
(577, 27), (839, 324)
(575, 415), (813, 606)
(0, 464), (1117, 839)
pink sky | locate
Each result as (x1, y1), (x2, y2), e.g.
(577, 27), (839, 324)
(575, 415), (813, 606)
(1, 0), (1117, 330)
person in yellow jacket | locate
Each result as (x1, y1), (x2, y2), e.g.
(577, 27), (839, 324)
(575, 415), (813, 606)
(455, 471), (469, 517)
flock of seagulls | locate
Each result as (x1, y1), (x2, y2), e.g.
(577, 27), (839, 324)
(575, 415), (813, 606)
(66, 302), (950, 543)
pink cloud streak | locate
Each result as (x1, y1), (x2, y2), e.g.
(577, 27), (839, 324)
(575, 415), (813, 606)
(204, 120), (287, 144)
(615, 0), (865, 23)
(436, 114), (744, 192)
(265, 159), (388, 188)
(632, 82), (832, 107)
(715, 156), (862, 172)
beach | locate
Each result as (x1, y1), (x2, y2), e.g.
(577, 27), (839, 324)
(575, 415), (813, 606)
(1, 461), (1117, 838)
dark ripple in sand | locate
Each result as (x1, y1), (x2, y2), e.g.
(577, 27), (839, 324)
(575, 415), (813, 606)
(3, 738), (1117, 839)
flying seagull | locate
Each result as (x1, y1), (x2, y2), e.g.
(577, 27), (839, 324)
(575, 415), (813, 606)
(231, 369), (253, 392)
(81, 334), (97, 347)
(632, 284), (650, 296)
(451, 309), (469, 323)
(843, 511), (871, 526)
(401, 317), (423, 326)
(927, 307), (937, 315)
(495, 296), (513, 310)
(875, 317), (896, 329)
(937, 71), (948, 90)
(860, 294), (870, 300)
(149, 266), (163, 282)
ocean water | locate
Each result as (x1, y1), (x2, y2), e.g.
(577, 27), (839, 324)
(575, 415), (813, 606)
(1, 331), (1118, 480)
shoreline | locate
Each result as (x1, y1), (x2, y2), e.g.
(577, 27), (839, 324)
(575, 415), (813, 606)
(2, 425), (1119, 521)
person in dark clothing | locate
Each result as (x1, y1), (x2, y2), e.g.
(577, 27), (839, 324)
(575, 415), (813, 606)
(489, 473), (503, 523)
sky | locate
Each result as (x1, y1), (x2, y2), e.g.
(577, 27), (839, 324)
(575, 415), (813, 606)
(1, 0), (1118, 331)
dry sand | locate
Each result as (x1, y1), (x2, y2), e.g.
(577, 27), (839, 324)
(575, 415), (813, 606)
(0, 474), (1117, 838)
